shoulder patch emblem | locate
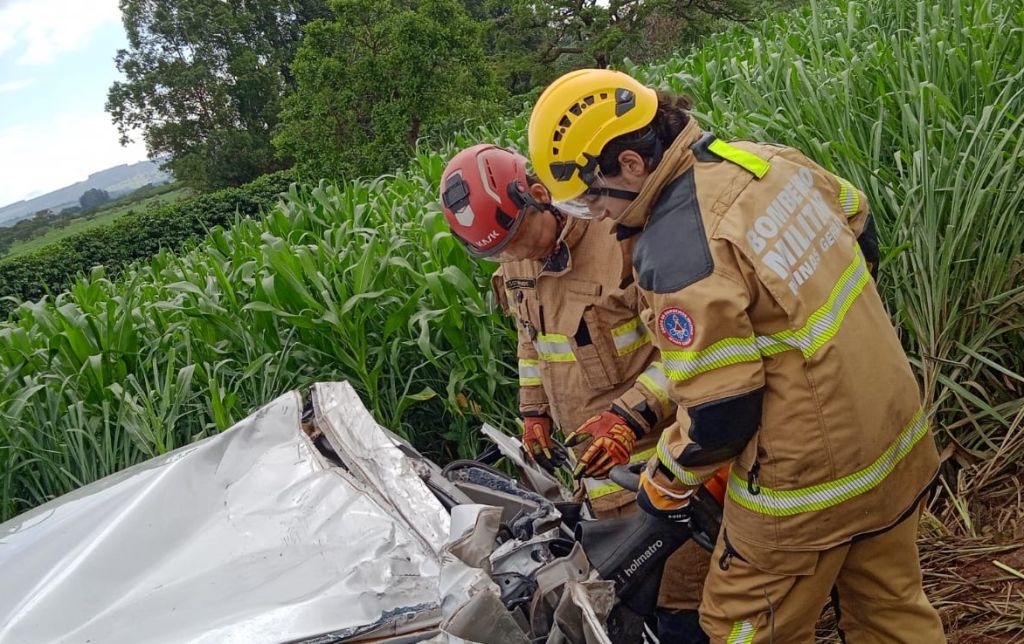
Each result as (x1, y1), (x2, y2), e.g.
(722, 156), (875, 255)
(658, 308), (695, 347)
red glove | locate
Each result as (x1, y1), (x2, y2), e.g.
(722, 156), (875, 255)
(522, 415), (555, 468)
(564, 410), (638, 479)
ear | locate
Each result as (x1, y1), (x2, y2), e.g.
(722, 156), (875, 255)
(528, 181), (550, 203)
(617, 150), (648, 179)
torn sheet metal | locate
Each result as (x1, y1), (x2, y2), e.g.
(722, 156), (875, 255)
(439, 505), (531, 644)
(312, 382), (449, 556)
(0, 389), (440, 644)
(480, 424), (573, 504)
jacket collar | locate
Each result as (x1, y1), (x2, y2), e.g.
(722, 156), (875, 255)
(542, 215), (587, 274)
(616, 118), (703, 229)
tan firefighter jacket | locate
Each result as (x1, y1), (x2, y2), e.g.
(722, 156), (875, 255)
(620, 118), (940, 560)
(492, 216), (674, 512)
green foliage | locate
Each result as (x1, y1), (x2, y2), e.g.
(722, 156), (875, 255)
(1, 0), (1022, 525)
(0, 152), (517, 521)
(626, 0), (1024, 459)
(3, 186), (191, 261)
(78, 188), (111, 211)
(274, 0), (502, 183)
(0, 173), (294, 312)
(481, 0), (755, 95)
(106, 0), (331, 190)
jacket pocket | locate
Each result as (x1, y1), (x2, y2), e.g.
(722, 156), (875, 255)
(571, 307), (615, 391)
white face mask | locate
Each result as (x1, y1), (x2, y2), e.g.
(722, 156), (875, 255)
(551, 198), (595, 220)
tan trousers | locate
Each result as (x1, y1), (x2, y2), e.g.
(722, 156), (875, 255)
(598, 500), (711, 611)
(700, 508), (945, 643)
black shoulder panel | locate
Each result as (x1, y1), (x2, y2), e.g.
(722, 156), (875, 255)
(690, 133), (723, 163)
(676, 388), (764, 467)
(632, 170), (714, 294)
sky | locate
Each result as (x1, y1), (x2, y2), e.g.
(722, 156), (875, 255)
(0, 0), (148, 207)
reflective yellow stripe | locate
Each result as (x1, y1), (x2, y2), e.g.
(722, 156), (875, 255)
(656, 433), (712, 486)
(611, 317), (651, 355)
(836, 176), (861, 218)
(708, 139), (771, 179)
(518, 358), (542, 386)
(584, 447), (657, 499)
(534, 332), (576, 362)
(756, 251), (870, 359)
(662, 335), (762, 382)
(637, 361), (670, 407)
(728, 409), (928, 517)
(728, 620), (757, 644)
(664, 252), (869, 381)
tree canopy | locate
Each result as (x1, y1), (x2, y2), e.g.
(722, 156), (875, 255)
(107, 0), (331, 190)
(79, 188), (111, 210)
(106, 0), (766, 188)
(274, 0), (501, 182)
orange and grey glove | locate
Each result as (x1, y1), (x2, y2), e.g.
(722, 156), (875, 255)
(636, 466), (695, 524)
(564, 409), (639, 479)
(522, 415), (557, 470)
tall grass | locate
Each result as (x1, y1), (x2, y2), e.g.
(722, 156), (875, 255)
(0, 158), (520, 521)
(2, 0), (1022, 523)
(631, 0), (1024, 472)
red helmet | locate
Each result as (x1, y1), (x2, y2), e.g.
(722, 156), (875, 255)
(440, 144), (541, 259)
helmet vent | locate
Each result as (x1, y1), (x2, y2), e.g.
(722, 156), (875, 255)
(483, 164), (498, 188)
(559, 115), (571, 128)
(553, 131), (563, 142)
(584, 95), (595, 105)
(569, 104), (582, 116)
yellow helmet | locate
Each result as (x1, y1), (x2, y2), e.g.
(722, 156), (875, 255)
(528, 69), (658, 202)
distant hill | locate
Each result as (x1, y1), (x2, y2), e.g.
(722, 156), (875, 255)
(0, 160), (173, 228)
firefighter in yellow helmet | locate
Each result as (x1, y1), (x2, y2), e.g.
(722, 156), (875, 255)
(440, 143), (712, 642)
(528, 69), (945, 643)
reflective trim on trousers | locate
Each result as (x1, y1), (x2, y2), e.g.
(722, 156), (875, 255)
(727, 620), (757, 644)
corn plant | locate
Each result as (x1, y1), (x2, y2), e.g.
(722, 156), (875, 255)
(2, 0), (1023, 523)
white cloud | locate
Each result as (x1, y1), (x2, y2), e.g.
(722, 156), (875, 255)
(0, 110), (148, 206)
(0, 0), (121, 65)
(0, 78), (34, 93)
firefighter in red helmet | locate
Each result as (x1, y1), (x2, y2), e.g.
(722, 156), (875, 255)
(440, 143), (712, 643)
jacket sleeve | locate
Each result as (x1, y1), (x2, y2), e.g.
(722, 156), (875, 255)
(610, 352), (677, 437)
(646, 258), (766, 487)
(828, 170), (879, 277)
(492, 271), (550, 419)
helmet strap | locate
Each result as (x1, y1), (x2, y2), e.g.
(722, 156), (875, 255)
(584, 186), (640, 201)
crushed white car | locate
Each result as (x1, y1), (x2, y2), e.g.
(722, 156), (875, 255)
(0, 382), (704, 644)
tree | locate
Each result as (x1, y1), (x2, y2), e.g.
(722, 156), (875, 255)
(274, 0), (502, 182)
(106, 0), (331, 190)
(482, 0), (754, 94)
(79, 189), (111, 210)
